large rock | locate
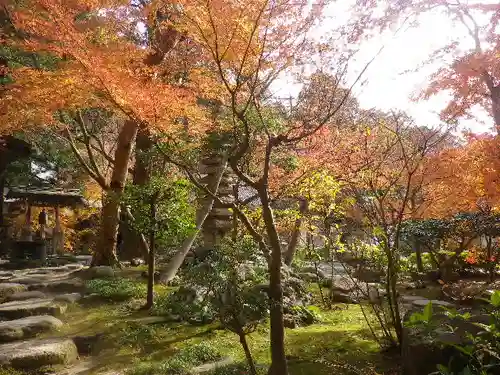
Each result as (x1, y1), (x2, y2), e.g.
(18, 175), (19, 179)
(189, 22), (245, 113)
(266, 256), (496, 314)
(0, 298), (67, 319)
(0, 315), (63, 342)
(352, 267), (384, 283)
(0, 283), (27, 300)
(324, 275), (356, 293)
(0, 338), (78, 369)
(5, 291), (47, 302)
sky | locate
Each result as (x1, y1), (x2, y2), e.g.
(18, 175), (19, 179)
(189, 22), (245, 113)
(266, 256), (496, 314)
(271, 2), (496, 134)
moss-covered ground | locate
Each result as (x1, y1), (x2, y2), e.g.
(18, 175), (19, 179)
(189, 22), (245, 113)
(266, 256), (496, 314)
(6, 269), (401, 375)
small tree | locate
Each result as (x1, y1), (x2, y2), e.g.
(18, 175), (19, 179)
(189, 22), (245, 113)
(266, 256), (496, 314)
(124, 175), (195, 309)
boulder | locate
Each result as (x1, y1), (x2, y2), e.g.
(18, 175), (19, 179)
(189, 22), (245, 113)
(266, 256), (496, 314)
(5, 291), (47, 302)
(0, 298), (67, 319)
(324, 275), (356, 293)
(299, 266), (327, 279)
(352, 268), (384, 283)
(329, 290), (357, 304)
(298, 272), (320, 282)
(0, 338), (78, 369)
(54, 293), (82, 304)
(0, 315), (63, 342)
(0, 284), (27, 300)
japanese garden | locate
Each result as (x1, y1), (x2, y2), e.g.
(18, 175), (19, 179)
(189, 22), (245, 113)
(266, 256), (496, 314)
(0, 1), (500, 374)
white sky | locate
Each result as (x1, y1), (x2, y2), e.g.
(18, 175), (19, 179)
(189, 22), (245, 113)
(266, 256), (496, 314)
(352, 10), (494, 134)
(271, 2), (496, 134)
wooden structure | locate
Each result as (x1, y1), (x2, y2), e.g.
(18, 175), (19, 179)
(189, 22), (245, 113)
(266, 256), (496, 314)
(6, 186), (87, 256)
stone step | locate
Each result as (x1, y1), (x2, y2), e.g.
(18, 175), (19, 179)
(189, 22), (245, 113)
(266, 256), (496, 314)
(0, 283), (27, 300)
(29, 278), (85, 294)
(0, 315), (63, 343)
(5, 291), (47, 302)
(0, 338), (78, 369)
(0, 298), (67, 320)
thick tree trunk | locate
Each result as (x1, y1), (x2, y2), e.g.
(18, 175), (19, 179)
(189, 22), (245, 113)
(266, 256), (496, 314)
(159, 159), (227, 283)
(283, 199), (307, 266)
(93, 120), (138, 266)
(120, 127), (152, 262)
(260, 190), (288, 375)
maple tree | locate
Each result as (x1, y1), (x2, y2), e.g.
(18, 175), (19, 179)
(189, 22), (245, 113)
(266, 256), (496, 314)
(357, 1), (500, 130)
(1, 0), (214, 265)
(424, 133), (500, 217)
(337, 111), (451, 346)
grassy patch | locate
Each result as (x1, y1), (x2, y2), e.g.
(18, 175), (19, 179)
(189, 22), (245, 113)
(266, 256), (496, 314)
(47, 277), (397, 375)
(126, 342), (223, 375)
(86, 278), (147, 301)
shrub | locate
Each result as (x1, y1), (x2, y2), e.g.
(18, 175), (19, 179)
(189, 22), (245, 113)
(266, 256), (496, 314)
(407, 291), (500, 374)
(86, 278), (146, 301)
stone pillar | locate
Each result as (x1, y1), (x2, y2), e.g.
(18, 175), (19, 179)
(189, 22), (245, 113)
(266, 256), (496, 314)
(21, 202), (33, 241)
(53, 206), (64, 255)
(199, 154), (234, 251)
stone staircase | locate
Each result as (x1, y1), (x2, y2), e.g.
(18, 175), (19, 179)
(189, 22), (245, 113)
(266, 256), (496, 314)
(0, 261), (89, 371)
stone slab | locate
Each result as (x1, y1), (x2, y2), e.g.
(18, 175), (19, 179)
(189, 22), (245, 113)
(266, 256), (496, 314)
(0, 283), (27, 299)
(411, 299), (453, 308)
(0, 298), (66, 319)
(5, 291), (47, 302)
(0, 315), (63, 342)
(28, 278), (85, 293)
(0, 338), (78, 369)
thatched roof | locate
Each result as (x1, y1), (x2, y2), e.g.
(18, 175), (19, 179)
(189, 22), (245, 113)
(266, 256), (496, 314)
(6, 186), (88, 207)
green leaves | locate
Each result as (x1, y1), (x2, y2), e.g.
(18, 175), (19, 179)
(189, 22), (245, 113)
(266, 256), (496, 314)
(490, 290), (500, 307)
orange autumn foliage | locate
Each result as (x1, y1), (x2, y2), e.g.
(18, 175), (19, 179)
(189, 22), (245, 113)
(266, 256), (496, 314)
(424, 133), (500, 217)
(1, 0), (212, 136)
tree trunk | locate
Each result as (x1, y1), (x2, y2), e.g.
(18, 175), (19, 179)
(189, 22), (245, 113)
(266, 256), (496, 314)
(159, 159), (227, 283)
(239, 332), (257, 375)
(0, 173), (4, 228)
(283, 199), (307, 266)
(490, 85), (500, 131)
(260, 190), (288, 375)
(93, 120), (138, 266)
(145, 197), (156, 309)
(414, 238), (424, 272)
(120, 127), (152, 262)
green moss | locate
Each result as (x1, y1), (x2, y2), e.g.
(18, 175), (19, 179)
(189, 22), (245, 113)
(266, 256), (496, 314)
(86, 278), (147, 301)
(45, 279), (394, 375)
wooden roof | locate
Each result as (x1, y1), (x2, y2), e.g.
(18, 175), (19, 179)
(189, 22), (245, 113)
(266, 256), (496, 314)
(6, 186), (88, 207)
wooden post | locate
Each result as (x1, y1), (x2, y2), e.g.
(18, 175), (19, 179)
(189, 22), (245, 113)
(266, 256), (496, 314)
(53, 205), (64, 255)
(21, 202), (33, 241)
